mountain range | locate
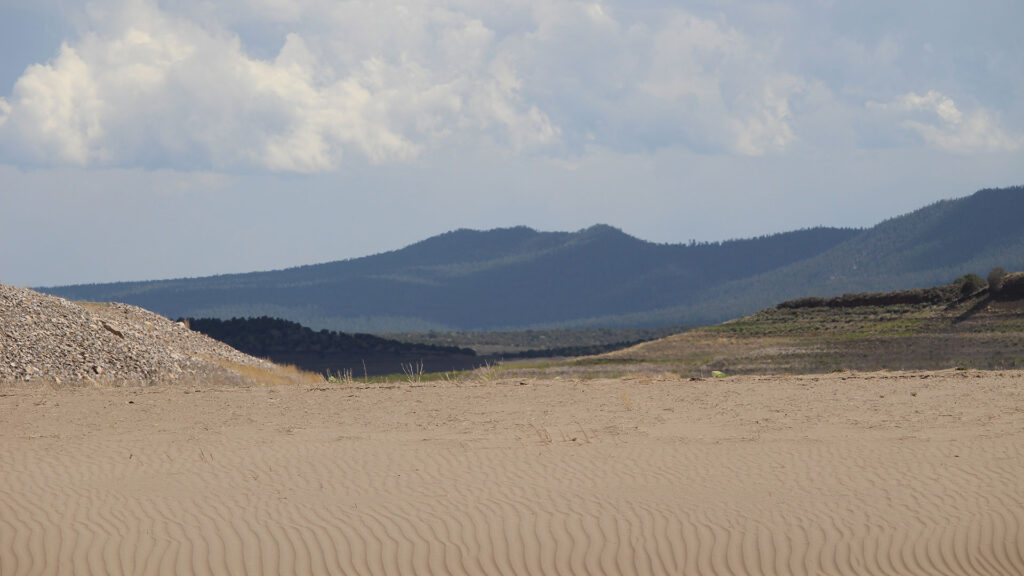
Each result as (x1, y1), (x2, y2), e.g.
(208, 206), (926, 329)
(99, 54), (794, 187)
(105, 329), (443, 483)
(41, 186), (1024, 331)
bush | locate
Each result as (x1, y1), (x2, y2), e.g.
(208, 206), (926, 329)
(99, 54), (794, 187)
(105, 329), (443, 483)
(777, 296), (827, 309)
(777, 286), (956, 309)
(988, 267), (1007, 294)
(959, 273), (985, 297)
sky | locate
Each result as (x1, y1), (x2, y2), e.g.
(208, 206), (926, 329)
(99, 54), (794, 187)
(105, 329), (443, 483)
(1, 0), (1022, 287)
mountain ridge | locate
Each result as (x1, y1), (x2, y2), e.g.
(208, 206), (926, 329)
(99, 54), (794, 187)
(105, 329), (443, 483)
(40, 185), (1024, 331)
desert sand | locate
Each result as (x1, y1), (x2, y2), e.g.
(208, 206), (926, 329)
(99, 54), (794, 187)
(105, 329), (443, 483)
(2, 369), (1022, 575)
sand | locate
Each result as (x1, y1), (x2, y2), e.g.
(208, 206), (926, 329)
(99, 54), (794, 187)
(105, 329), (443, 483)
(2, 369), (1022, 575)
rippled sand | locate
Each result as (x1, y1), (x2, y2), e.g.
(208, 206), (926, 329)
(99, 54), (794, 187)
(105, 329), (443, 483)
(2, 369), (1022, 575)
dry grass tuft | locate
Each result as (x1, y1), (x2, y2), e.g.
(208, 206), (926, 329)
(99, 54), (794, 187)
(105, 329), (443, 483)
(210, 359), (325, 387)
(75, 301), (112, 314)
(472, 359), (504, 381)
(620, 392), (634, 411)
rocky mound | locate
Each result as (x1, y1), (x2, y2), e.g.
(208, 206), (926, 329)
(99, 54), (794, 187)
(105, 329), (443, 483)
(1, 284), (271, 384)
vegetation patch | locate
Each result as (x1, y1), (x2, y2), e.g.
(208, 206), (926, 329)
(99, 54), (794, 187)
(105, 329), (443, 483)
(182, 268), (1024, 381)
(582, 273), (1024, 377)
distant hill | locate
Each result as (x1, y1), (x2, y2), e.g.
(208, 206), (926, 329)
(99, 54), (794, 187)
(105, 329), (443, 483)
(184, 317), (678, 376)
(41, 185), (1024, 331)
(184, 317), (478, 377)
(597, 271), (1024, 375)
(40, 225), (857, 330)
(627, 185), (1024, 326)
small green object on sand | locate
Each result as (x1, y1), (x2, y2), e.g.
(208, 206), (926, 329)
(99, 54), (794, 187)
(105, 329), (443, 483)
(712, 370), (727, 378)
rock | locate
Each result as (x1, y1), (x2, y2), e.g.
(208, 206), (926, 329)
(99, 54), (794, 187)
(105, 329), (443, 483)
(101, 321), (124, 338)
(0, 284), (272, 384)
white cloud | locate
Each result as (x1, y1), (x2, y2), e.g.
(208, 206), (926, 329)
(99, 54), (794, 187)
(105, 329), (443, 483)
(730, 76), (801, 156)
(882, 91), (961, 122)
(0, 97), (10, 128)
(637, 13), (802, 155)
(0, 0), (560, 172)
(869, 90), (1022, 153)
(0, 1), (811, 170)
(639, 14), (746, 103)
(3, 43), (106, 165)
(2, 1), (1020, 172)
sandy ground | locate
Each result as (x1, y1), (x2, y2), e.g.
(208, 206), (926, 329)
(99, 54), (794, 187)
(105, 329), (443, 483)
(2, 369), (1022, 576)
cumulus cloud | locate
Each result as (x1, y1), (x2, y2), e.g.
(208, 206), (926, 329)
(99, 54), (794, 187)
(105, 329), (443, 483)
(635, 12), (801, 155)
(868, 91), (1022, 153)
(508, 6), (803, 156)
(0, 97), (10, 128)
(0, 0), (560, 171)
(2, 43), (105, 165)
(3, 0), (1018, 172)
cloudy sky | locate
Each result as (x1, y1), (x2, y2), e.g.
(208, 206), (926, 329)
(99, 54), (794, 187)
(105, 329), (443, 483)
(2, 0), (1022, 286)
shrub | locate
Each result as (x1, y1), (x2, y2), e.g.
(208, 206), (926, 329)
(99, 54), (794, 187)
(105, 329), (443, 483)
(959, 274), (985, 297)
(988, 267), (1008, 294)
(776, 287), (954, 310)
(777, 297), (827, 309)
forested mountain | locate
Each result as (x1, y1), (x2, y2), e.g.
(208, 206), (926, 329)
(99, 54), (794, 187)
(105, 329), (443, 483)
(184, 317), (477, 376)
(636, 185), (1024, 327)
(41, 186), (1024, 330)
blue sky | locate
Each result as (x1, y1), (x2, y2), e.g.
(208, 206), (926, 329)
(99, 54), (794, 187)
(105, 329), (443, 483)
(2, 0), (1022, 286)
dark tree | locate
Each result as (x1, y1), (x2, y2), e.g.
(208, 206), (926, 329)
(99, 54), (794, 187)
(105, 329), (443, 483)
(959, 274), (985, 297)
(988, 267), (1008, 294)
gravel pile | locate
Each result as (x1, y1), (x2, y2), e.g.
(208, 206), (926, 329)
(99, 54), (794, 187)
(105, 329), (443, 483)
(1, 283), (271, 384)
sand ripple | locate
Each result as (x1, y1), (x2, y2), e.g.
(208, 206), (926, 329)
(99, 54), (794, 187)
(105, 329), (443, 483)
(2, 371), (1023, 575)
(2, 436), (1022, 575)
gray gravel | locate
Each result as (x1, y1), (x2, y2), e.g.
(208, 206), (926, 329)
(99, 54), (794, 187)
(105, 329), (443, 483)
(1, 283), (270, 384)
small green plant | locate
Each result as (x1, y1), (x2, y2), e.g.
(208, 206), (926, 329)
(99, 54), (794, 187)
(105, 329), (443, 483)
(910, 391), (917, 397)
(711, 370), (727, 378)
